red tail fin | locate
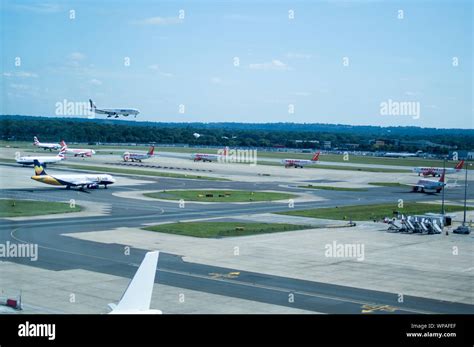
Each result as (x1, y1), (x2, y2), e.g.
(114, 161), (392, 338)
(148, 146), (155, 155)
(311, 151), (320, 161)
(439, 169), (446, 183)
(455, 160), (464, 170)
(223, 146), (229, 156)
(60, 140), (67, 148)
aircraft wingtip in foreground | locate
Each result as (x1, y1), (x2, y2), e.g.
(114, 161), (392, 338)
(108, 251), (161, 314)
(89, 99), (140, 118)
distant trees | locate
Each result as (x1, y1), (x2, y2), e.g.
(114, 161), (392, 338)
(1, 116), (473, 151)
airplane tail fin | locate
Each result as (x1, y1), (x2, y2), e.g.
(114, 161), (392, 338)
(223, 146), (229, 156)
(439, 170), (446, 183)
(311, 151), (321, 161)
(112, 251), (159, 313)
(58, 147), (67, 158)
(60, 140), (67, 148)
(455, 160), (464, 170)
(148, 146), (155, 155)
(33, 136), (39, 145)
(89, 99), (96, 110)
(33, 160), (47, 176)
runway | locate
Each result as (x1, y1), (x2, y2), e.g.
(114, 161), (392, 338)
(1, 163), (473, 314)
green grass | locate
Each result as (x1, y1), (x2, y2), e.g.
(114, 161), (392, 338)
(62, 164), (228, 181)
(368, 182), (410, 187)
(143, 221), (312, 238)
(277, 203), (473, 221)
(299, 185), (368, 191)
(144, 190), (296, 202)
(0, 199), (83, 218)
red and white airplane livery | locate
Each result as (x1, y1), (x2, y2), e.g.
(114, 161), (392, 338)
(413, 160), (464, 177)
(281, 152), (320, 168)
(60, 140), (95, 157)
(191, 147), (229, 162)
(123, 146), (155, 162)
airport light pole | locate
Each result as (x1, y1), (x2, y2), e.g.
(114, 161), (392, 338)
(441, 156), (446, 215)
(454, 162), (471, 234)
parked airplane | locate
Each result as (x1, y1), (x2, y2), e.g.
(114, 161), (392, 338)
(191, 147), (228, 162)
(411, 170), (446, 193)
(60, 141), (95, 157)
(89, 99), (140, 118)
(123, 146), (155, 162)
(16, 148), (66, 166)
(281, 152), (320, 168)
(108, 251), (161, 314)
(31, 160), (115, 189)
(383, 150), (423, 158)
(413, 160), (464, 177)
(33, 136), (61, 151)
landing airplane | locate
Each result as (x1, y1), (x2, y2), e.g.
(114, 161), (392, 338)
(281, 152), (320, 168)
(60, 141), (95, 157)
(89, 99), (140, 118)
(16, 148), (66, 167)
(31, 160), (115, 189)
(108, 251), (161, 314)
(410, 170), (446, 193)
(33, 136), (61, 151)
(123, 146), (155, 162)
(191, 147), (228, 162)
(413, 160), (464, 177)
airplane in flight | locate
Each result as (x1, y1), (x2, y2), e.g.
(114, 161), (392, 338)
(281, 152), (320, 168)
(16, 148), (66, 167)
(108, 251), (161, 314)
(33, 136), (61, 151)
(413, 160), (464, 177)
(410, 170), (446, 193)
(89, 99), (140, 118)
(123, 146), (155, 162)
(191, 147), (229, 162)
(60, 141), (96, 157)
(31, 160), (115, 189)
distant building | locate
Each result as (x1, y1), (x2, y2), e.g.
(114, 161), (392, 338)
(323, 141), (331, 149)
(449, 150), (474, 160)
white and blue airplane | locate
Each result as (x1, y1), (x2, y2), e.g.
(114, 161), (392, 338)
(89, 99), (140, 118)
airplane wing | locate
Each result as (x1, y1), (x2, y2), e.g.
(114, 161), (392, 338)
(110, 251), (159, 313)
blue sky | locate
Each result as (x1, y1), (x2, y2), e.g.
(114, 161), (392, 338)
(1, 0), (472, 128)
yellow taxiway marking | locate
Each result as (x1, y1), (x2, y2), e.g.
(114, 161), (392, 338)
(209, 272), (240, 279)
(361, 304), (398, 313)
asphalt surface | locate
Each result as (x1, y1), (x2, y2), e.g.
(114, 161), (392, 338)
(1, 165), (473, 314)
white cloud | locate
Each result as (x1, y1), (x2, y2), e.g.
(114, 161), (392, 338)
(249, 59), (291, 71)
(69, 52), (86, 61)
(148, 64), (173, 77)
(286, 52), (312, 59)
(135, 17), (182, 25)
(90, 79), (102, 86)
(210, 77), (222, 84)
(14, 3), (61, 13)
(291, 91), (311, 97)
(3, 71), (38, 78)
